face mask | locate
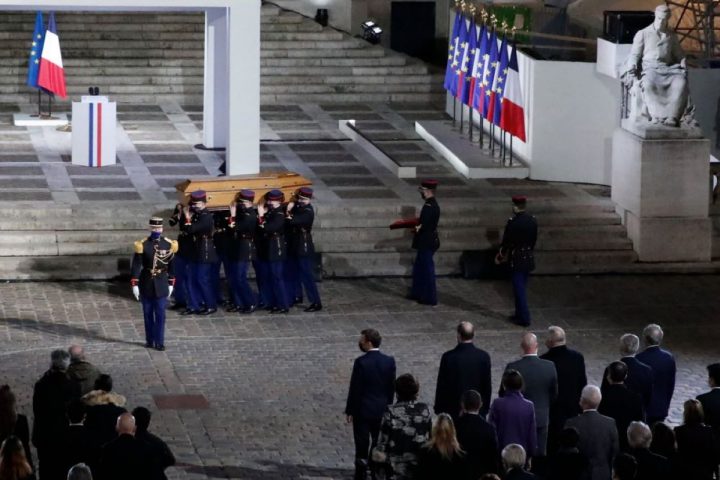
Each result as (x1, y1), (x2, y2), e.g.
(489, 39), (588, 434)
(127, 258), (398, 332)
(150, 231), (161, 240)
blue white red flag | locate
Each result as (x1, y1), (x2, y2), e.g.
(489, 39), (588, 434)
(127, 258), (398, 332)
(26, 12), (45, 89)
(487, 35), (508, 126)
(500, 43), (526, 141)
(469, 24), (487, 109)
(480, 31), (498, 119)
(38, 12), (67, 98)
(457, 20), (477, 104)
(443, 13), (462, 93)
(449, 17), (468, 98)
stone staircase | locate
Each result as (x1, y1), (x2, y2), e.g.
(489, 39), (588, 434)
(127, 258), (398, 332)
(0, 4), (444, 105)
(0, 200), (640, 280)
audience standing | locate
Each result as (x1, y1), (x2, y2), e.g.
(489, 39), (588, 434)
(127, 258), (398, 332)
(59, 401), (95, 478)
(66, 464), (92, 480)
(417, 414), (466, 480)
(545, 427), (588, 480)
(598, 361), (645, 452)
(32, 349), (79, 480)
(635, 324), (676, 424)
(540, 326), (587, 454)
(0, 436), (34, 480)
(132, 408), (175, 480)
(455, 390), (499, 478)
(697, 362), (720, 437)
(82, 375), (127, 448)
(500, 332), (558, 459)
(434, 322), (492, 420)
(345, 329), (396, 480)
(649, 422), (676, 460)
(489, 370), (537, 457)
(0, 387), (32, 471)
(611, 453), (637, 480)
(601, 334), (653, 412)
(66, 346), (100, 397)
(673, 399), (718, 480)
(501, 444), (536, 480)
(565, 385), (619, 480)
(626, 421), (668, 480)
(98, 413), (151, 480)
(372, 374), (431, 479)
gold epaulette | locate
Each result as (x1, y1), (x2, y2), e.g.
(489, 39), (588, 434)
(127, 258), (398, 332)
(167, 238), (179, 254)
(133, 239), (144, 254)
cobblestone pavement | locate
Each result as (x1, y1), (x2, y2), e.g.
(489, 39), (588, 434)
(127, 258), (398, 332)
(1, 275), (719, 479)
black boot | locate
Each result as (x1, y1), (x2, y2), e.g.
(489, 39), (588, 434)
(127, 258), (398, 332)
(354, 459), (368, 480)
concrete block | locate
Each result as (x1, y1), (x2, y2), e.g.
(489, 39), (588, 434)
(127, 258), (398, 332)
(626, 212), (712, 262)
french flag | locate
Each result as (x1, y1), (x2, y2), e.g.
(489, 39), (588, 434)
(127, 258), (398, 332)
(37, 12), (67, 98)
(500, 43), (526, 142)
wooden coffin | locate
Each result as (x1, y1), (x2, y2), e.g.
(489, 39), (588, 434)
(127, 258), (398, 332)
(175, 172), (312, 209)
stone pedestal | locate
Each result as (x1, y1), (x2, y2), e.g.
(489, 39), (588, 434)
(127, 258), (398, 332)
(611, 127), (712, 262)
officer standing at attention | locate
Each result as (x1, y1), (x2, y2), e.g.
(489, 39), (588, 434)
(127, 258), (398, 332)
(131, 217), (178, 351)
(286, 187), (322, 312)
(409, 179), (440, 306)
(228, 189), (258, 314)
(496, 195), (538, 327)
(257, 189), (290, 314)
(180, 190), (218, 315)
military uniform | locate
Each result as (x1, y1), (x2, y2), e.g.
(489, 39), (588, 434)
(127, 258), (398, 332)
(259, 190), (289, 313)
(286, 187), (321, 312)
(499, 195), (538, 326)
(211, 210), (233, 306)
(130, 218), (177, 350)
(168, 205), (192, 309)
(228, 189), (258, 313)
(181, 190), (219, 314)
(410, 180), (440, 306)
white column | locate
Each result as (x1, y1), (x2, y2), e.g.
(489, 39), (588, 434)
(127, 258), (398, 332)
(203, 8), (229, 150)
(226, 1), (261, 175)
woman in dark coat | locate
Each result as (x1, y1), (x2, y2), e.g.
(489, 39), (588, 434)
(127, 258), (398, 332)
(417, 413), (466, 480)
(0, 386), (32, 472)
(673, 399), (718, 480)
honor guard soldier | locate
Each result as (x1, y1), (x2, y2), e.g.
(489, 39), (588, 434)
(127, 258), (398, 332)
(168, 204), (191, 310)
(212, 210), (233, 307)
(410, 179), (440, 306)
(228, 189), (258, 314)
(496, 195), (538, 326)
(130, 217), (178, 351)
(286, 187), (322, 312)
(257, 189), (290, 313)
(180, 190), (219, 315)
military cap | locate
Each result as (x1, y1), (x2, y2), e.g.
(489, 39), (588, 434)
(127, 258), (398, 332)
(190, 190), (207, 203)
(297, 187), (313, 199)
(511, 195), (527, 206)
(266, 189), (284, 201)
(148, 217), (163, 227)
(419, 179), (438, 190)
(238, 189), (255, 202)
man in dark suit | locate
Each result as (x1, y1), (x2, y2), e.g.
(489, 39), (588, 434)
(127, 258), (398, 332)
(455, 390), (499, 478)
(601, 334), (653, 412)
(626, 421), (669, 480)
(565, 385), (619, 480)
(636, 324), (676, 424)
(345, 329), (396, 480)
(434, 321), (492, 419)
(598, 361), (645, 452)
(497, 195), (538, 327)
(697, 362), (720, 437)
(132, 407), (175, 480)
(99, 413), (152, 480)
(501, 332), (558, 459)
(60, 399), (97, 476)
(540, 326), (587, 454)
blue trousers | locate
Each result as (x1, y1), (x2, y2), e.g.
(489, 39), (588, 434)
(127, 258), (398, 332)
(173, 256), (190, 306)
(269, 261), (289, 309)
(411, 249), (437, 305)
(141, 296), (167, 347)
(188, 263), (217, 311)
(211, 254), (232, 303)
(296, 256), (320, 305)
(230, 261), (256, 308)
(284, 257), (302, 303)
(512, 270), (531, 324)
(253, 259), (270, 307)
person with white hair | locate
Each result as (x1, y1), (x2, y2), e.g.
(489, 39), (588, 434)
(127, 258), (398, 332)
(636, 323), (676, 424)
(565, 385), (619, 480)
(626, 421), (669, 480)
(501, 444), (537, 480)
(601, 333), (654, 411)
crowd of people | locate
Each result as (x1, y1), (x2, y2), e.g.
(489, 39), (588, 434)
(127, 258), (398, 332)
(0, 345), (174, 480)
(345, 323), (720, 480)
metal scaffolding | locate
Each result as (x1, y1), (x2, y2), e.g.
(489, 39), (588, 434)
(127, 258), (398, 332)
(667, 0), (720, 63)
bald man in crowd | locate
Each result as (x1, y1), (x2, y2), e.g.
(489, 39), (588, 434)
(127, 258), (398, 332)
(566, 386), (619, 480)
(501, 332), (558, 463)
(540, 326), (587, 454)
(434, 321), (492, 419)
(99, 413), (152, 480)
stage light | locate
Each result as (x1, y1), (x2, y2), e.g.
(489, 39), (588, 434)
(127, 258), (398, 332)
(315, 8), (328, 26)
(361, 20), (382, 44)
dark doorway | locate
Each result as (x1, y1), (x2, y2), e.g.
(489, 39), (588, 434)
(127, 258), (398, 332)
(390, 2), (436, 63)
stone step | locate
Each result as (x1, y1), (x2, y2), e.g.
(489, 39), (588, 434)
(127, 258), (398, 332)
(0, 67), (204, 77)
(259, 66), (430, 77)
(0, 49), (202, 59)
(261, 32), (345, 41)
(0, 13), (204, 23)
(262, 23), (325, 32)
(260, 84), (442, 94)
(0, 93), (204, 104)
(0, 31), (205, 41)
(261, 48), (387, 58)
(262, 93), (446, 104)
(261, 14), (304, 24)
(261, 40), (368, 50)
(260, 57), (409, 67)
(0, 84), (204, 94)
(261, 75), (440, 85)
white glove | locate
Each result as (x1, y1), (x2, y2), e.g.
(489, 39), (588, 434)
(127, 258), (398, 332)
(132, 285), (140, 301)
(168, 285), (174, 299)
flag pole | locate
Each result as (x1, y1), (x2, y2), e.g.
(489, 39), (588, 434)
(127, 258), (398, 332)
(469, 103), (473, 139)
(48, 92), (52, 117)
(453, 98), (457, 126)
(459, 97), (464, 132)
(36, 90), (41, 117)
(510, 135), (514, 167)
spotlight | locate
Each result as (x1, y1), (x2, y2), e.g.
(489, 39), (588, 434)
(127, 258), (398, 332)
(314, 8), (328, 27)
(361, 20), (382, 44)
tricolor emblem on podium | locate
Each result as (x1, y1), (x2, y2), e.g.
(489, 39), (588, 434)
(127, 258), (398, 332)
(72, 96), (117, 167)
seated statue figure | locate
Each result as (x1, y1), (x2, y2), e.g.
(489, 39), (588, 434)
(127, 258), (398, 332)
(622, 5), (696, 128)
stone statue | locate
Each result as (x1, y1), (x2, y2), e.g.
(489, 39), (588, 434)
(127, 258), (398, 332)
(622, 5), (697, 128)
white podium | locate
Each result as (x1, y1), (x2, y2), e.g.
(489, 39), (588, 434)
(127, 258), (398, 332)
(72, 96), (117, 167)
